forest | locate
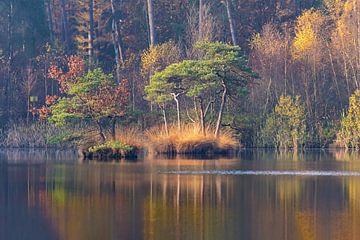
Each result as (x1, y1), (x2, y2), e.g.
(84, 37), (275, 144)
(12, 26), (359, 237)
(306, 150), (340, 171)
(0, 0), (360, 156)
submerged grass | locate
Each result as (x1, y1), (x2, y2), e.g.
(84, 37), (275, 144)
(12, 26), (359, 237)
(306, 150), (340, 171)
(145, 124), (239, 155)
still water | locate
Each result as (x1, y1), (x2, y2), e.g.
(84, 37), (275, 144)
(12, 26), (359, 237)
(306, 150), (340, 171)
(1, 149), (360, 240)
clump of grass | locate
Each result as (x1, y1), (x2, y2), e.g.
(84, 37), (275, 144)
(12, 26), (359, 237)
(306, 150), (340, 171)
(112, 127), (144, 149)
(145, 124), (239, 155)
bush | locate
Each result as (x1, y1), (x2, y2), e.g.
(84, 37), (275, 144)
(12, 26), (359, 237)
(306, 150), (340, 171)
(337, 89), (360, 149)
(261, 95), (306, 149)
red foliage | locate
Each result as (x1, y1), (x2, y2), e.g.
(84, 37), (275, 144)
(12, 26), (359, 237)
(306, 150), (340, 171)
(45, 95), (59, 105)
(29, 106), (50, 121)
(48, 55), (85, 93)
(82, 79), (130, 117)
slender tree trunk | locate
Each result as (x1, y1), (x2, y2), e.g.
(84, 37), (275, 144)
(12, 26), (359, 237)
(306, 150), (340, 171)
(224, 0), (237, 46)
(111, 117), (116, 141)
(147, 0), (155, 112)
(327, 43), (341, 105)
(26, 92), (30, 124)
(172, 93), (181, 131)
(199, 0), (203, 40)
(5, 1), (13, 122)
(88, 0), (95, 68)
(198, 98), (206, 136)
(147, 0), (155, 47)
(111, 15), (121, 83)
(46, 0), (54, 45)
(215, 85), (227, 138)
(60, 0), (69, 50)
(96, 120), (106, 142)
(110, 0), (125, 84)
(161, 105), (169, 136)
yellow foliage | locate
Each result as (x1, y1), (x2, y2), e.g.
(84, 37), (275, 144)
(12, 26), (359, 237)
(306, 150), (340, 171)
(292, 9), (325, 60)
(250, 23), (285, 58)
(141, 42), (181, 77)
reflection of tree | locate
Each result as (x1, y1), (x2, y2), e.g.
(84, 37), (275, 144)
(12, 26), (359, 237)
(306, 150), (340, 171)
(332, 150), (360, 162)
(144, 174), (229, 240)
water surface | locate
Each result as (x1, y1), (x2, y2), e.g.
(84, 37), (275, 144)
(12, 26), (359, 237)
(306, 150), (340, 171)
(1, 149), (360, 240)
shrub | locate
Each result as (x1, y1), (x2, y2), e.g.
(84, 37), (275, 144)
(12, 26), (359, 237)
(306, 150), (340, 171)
(261, 95), (306, 149)
(337, 89), (360, 149)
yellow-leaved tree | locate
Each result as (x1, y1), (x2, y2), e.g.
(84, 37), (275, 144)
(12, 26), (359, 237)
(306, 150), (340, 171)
(292, 9), (326, 127)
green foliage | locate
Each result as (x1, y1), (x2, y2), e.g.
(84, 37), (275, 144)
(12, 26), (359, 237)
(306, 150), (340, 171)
(49, 97), (81, 126)
(67, 68), (113, 95)
(49, 68), (127, 126)
(338, 90), (360, 148)
(222, 113), (262, 147)
(88, 141), (133, 153)
(145, 41), (256, 103)
(261, 95), (306, 149)
(46, 130), (82, 145)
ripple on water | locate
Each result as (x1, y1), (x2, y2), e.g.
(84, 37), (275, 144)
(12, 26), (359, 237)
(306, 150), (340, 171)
(160, 170), (360, 177)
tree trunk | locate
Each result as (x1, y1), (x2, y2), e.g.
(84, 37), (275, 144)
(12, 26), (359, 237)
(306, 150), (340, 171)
(111, 117), (116, 141)
(198, 98), (206, 136)
(60, 0), (69, 50)
(88, 0), (95, 68)
(111, 16), (121, 83)
(46, 0), (54, 45)
(96, 120), (106, 142)
(110, 0), (125, 84)
(5, 1), (13, 122)
(147, 0), (155, 47)
(224, 0), (237, 46)
(199, 0), (203, 40)
(215, 85), (227, 138)
(172, 93), (181, 131)
(161, 105), (169, 136)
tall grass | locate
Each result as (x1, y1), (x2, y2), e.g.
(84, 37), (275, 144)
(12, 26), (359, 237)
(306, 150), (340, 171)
(1, 122), (77, 148)
(112, 127), (144, 149)
(145, 124), (239, 155)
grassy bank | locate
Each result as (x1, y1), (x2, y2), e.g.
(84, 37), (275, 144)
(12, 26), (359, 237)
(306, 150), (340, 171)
(1, 123), (239, 159)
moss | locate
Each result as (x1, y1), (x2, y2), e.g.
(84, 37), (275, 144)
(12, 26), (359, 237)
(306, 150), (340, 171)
(88, 141), (133, 153)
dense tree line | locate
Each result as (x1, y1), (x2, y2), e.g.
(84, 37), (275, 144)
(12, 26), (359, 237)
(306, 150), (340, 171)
(1, 0), (360, 148)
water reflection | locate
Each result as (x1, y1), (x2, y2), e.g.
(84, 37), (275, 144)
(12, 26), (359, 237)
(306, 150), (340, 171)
(1, 151), (360, 239)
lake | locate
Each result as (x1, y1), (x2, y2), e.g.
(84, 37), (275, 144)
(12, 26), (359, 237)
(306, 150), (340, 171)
(1, 149), (360, 240)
